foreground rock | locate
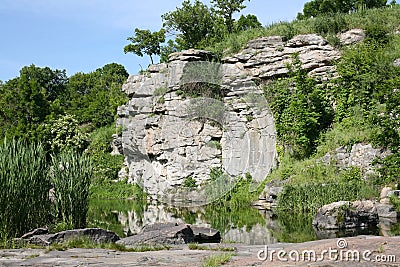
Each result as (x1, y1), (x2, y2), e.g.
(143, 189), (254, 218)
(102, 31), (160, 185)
(2, 236), (400, 266)
(22, 228), (120, 246)
(117, 223), (221, 246)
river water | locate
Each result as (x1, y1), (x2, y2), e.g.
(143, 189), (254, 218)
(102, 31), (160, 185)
(87, 199), (400, 245)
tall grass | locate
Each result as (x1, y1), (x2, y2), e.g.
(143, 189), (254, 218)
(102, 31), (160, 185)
(50, 151), (93, 229)
(276, 180), (377, 214)
(0, 140), (50, 239)
(0, 139), (93, 241)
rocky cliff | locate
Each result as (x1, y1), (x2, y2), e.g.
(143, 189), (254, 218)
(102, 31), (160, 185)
(115, 33), (344, 203)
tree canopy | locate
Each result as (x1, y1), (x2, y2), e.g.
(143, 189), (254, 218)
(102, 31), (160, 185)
(162, 0), (218, 49)
(124, 28), (166, 64)
(235, 14), (262, 32)
(211, 0), (249, 33)
(65, 63), (129, 128)
(125, 0), (261, 63)
(0, 63), (128, 140)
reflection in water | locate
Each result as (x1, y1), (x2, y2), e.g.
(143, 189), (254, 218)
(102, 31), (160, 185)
(87, 199), (399, 245)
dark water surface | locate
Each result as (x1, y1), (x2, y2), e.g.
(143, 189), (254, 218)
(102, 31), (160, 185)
(87, 199), (400, 245)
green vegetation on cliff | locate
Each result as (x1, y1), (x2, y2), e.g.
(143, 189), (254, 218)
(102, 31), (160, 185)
(260, 6), (400, 214)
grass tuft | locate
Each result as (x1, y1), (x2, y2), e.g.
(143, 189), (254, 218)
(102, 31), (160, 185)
(201, 253), (235, 267)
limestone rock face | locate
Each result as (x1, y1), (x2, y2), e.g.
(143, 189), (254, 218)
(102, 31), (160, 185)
(319, 143), (391, 178)
(222, 34), (340, 80)
(116, 34), (341, 201)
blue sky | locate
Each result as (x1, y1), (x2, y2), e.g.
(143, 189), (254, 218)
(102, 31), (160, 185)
(0, 0), (309, 82)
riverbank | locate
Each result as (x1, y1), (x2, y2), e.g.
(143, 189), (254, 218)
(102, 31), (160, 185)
(1, 235), (399, 266)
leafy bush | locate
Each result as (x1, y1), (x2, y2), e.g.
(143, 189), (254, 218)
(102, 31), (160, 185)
(373, 153), (400, 185)
(263, 54), (333, 159)
(40, 114), (88, 154)
(65, 63), (128, 128)
(182, 176), (197, 188)
(86, 125), (124, 182)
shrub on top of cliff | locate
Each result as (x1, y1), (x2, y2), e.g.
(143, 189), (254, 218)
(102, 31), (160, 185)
(180, 61), (224, 99)
(263, 53), (334, 159)
(207, 5), (400, 59)
(162, 0), (221, 50)
(297, 0), (387, 19)
(124, 28), (166, 65)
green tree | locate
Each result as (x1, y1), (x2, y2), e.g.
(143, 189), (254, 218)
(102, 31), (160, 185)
(235, 14), (262, 32)
(0, 66), (58, 139)
(162, 0), (218, 49)
(211, 0), (249, 33)
(124, 28), (166, 64)
(65, 63), (129, 128)
(19, 64), (68, 102)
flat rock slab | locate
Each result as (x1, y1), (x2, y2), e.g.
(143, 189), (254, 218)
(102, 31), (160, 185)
(1, 236), (400, 267)
(27, 228), (120, 246)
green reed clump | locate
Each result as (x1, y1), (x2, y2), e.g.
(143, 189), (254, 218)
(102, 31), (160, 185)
(50, 151), (93, 229)
(276, 180), (377, 214)
(0, 140), (51, 239)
